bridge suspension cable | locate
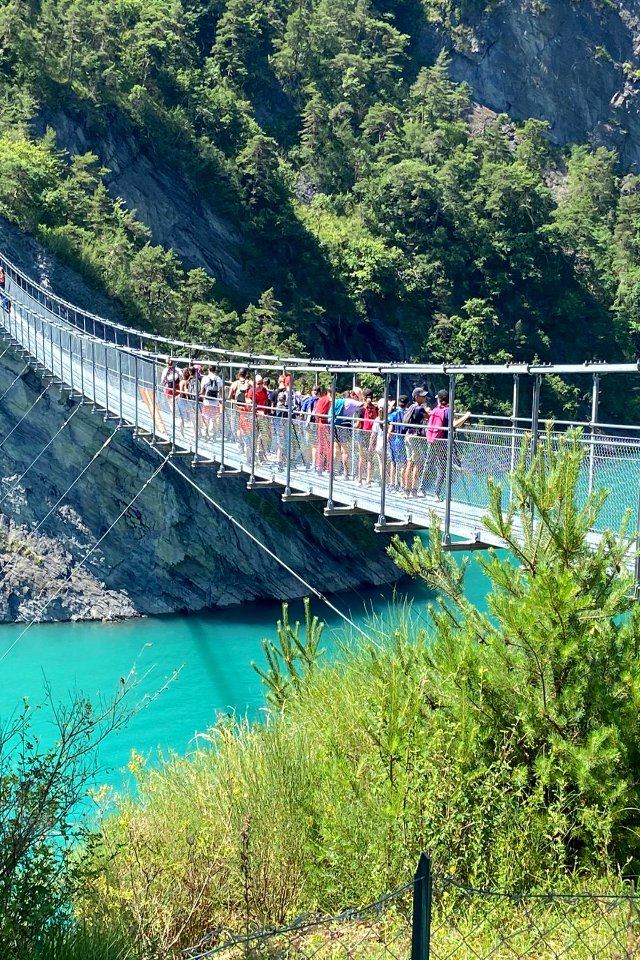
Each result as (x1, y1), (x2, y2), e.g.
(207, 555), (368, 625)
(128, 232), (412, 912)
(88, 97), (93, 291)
(149, 446), (371, 641)
(0, 382), (52, 451)
(0, 363), (30, 403)
(0, 431), (116, 587)
(0, 454), (171, 662)
(0, 404), (81, 508)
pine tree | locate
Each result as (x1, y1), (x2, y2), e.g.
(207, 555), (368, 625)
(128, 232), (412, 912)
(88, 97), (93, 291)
(389, 429), (640, 869)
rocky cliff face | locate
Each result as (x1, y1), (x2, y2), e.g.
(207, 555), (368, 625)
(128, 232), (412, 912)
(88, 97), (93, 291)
(0, 217), (402, 623)
(420, 0), (640, 169)
(0, 346), (400, 622)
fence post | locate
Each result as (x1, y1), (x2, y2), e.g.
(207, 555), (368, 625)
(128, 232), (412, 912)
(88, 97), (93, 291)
(411, 852), (432, 960)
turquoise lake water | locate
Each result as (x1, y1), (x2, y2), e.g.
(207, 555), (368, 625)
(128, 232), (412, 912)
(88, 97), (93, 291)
(0, 556), (491, 797)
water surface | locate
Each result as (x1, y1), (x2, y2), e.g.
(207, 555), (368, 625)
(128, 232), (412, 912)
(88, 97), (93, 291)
(0, 554), (491, 792)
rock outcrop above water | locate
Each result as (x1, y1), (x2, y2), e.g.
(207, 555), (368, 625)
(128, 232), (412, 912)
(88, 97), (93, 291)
(0, 352), (400, 624)
(420, 0), (640, 169)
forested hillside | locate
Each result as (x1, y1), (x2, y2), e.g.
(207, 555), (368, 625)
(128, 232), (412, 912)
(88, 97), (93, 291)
(2, 0), (640, 414)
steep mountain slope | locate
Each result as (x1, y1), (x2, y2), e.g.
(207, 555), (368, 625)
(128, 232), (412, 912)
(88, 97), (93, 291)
(421, 1), (640, 169)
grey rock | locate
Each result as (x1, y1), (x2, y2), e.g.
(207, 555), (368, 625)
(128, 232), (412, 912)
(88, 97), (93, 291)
(0, 351), (401, 624)
(419, 0), (640, 169)
(33, 108), (251, 296)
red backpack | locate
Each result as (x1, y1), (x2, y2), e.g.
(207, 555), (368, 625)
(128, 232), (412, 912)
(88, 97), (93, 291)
(426, 405), (448, 442)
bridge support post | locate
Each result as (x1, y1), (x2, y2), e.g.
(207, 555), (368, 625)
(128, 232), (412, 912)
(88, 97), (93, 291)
(218, 367), (228, 473)
(69, 330), (75, 398)
(134, 354), (139, 436)
(171, 361), (177, 452)
(193, 365), (201, 466)
(91, 339), (97, 411)
(443, 373), (456, 546)
(285, 369), (294, 496)
(351, 373), (358, 478)
(588, 373), (600, 496)
(635, 481), (640, 587)
(377, 374), (391, 529)
(117, 349), (124, 426)
(104, 348), (110, 421)
(79, 337), (85, 404)
(327, 373), (337, 510)
(509, 373), (520, 503)
(49, 324), (55, 382)
(531, 374), (542, 459)
(249, 372), (258, 482)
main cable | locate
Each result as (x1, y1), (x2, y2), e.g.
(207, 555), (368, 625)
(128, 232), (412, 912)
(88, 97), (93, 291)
(0, 454), (170, 662)
(0, 363), (30, 403)
(0, 382), (52, 450)
(0, 431), (115, 583)
(144, 442), (370, 640)
(0, 404), (80, 508)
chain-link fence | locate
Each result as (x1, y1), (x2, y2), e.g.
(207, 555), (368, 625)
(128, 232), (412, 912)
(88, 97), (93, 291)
(180, 856), (640, 960)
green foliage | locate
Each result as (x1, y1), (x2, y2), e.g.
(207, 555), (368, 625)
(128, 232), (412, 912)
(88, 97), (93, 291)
(389, 429), (640, 870)
(81, 441), (640, 952)
(0, 668), (171, 955)
(252, 598), (325, 705)
(0, 0), (640, 405)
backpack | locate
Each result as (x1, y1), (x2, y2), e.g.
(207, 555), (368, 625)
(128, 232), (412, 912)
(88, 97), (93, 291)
(234, 379), (249, 405)
(203, 376), (219, 400)
(165, 368), (180, 390)
(403, 402), (422, 435)
(390, 408), (408, 436)
(426, 405), (448, 442)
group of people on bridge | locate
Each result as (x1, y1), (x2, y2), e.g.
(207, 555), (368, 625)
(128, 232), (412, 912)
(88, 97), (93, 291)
(159, 359), (472, 500)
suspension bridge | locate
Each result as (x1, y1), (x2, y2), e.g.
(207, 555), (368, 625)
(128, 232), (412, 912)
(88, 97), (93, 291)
(0, 253), (639, 579)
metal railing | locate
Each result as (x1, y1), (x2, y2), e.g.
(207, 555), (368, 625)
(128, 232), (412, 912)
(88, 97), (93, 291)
(1, 269), (640, 556)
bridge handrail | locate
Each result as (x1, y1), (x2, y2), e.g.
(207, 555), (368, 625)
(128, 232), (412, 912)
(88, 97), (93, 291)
(4, 250), (640, 377)
(0, 252), (388, 369)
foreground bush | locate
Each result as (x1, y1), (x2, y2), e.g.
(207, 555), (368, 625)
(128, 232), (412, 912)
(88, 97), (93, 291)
(81, 433), (640, 954)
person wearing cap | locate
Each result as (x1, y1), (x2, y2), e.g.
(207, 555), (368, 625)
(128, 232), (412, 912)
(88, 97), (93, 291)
(356, 388), (377, 485)
(402, 388), (429, 496)
(388, 394), (409, 493)
(419, 389), (471, 500)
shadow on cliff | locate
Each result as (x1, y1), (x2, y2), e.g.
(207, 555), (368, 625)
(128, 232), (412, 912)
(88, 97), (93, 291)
(33, 86), (408, 363)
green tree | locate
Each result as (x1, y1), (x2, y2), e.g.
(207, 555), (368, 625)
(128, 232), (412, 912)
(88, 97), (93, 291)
(390, 430), (640, 869)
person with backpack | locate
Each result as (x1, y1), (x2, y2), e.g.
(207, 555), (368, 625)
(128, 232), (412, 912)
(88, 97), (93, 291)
(403, 388), (429, 497)
(301, 385), (321, 470)
(370, 399), (394, 486)
(313, 385), (332, 474)
(328, 390), (351, 479)
(200, 364), (223, 441)
(229, 367), (252, 453)
(418, 389), (471, 501)
(161, 358), (180, 400)
(177, 367), (195, 439)
(388, 394), (409, 493)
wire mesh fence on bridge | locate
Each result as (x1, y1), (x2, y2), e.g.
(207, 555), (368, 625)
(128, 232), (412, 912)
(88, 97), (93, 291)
(181, 855), (640, 960)
(4, 268), (640, 545)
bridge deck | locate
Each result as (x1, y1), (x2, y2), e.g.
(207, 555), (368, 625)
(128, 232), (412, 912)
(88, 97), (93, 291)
(1, 272), (639, 557)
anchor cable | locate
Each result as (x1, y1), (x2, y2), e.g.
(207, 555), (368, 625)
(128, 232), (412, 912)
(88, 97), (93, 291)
(0, 431), (116, 585)
(0, 455), (170, 662)
(0, 363), (30, 403)
(0, 404), (80, 508)
(145, 443), (370, 640)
